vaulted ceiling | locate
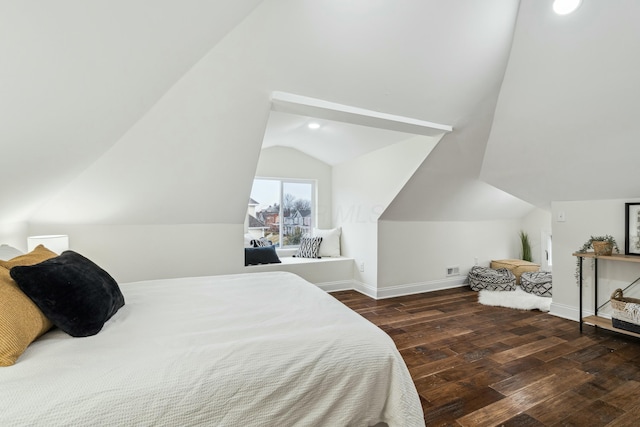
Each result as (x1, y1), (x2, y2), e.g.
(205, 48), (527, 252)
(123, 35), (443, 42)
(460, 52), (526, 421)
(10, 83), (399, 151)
(482, 0), (640, 206)
(0, 0), (263, 223)
(2, 0), (638, 227)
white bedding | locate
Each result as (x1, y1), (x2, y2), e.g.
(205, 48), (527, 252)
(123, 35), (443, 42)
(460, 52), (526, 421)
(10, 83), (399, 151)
(0, 271), (424, 426)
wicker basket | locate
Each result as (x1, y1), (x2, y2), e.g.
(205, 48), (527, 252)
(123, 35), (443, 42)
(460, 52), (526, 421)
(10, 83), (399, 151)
(592, 241), (614, 256)
(610, 288), (640, 333)
(490, 259), (539, 285)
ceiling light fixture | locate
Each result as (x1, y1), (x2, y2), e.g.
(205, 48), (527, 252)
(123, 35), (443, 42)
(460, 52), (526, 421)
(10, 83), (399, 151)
(308, 122), (321, 130)
(553, 0), (582, 15)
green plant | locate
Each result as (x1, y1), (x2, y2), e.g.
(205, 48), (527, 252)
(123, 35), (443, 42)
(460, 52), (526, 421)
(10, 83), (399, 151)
(576, 235), (619, 254)
(519, 230), (532, 262)
(575, 235), (620, 283)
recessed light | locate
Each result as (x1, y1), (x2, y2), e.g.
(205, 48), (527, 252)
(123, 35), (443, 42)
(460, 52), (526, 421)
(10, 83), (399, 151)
(553, 0), (582, 15)
(308, 122), (320, 130)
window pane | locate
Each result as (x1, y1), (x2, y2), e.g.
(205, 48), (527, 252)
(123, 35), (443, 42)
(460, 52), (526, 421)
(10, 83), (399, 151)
(282, 182), (312, 246)
(249, 179), (281, 246)
(247, 179), (314, 248)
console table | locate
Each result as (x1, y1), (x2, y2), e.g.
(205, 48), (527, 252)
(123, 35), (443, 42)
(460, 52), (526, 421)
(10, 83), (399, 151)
(573, 252), (640, 338)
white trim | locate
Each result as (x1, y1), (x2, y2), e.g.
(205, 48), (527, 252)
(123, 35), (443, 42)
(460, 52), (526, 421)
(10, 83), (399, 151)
(315, 280), (358, 293)
(316, 280), (378, 299)
(276, 248), (298, 257)
(261, 255), (354, 266)
(549, 301), (617, 330)
(352, 281), (379, 299)
(341, 280), (377, 299)
(374, 276), (468, 299)
(540, 230), (552, 271)
(271, 91), (453, 137)
(318, 276), (468, 300)
(244, 255), (353, 268)
(326, 276), (469, 300)
(549, 301), (594, 322)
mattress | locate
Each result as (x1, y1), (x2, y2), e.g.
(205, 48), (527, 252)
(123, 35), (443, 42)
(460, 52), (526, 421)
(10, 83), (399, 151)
(0, 271), (424, 426)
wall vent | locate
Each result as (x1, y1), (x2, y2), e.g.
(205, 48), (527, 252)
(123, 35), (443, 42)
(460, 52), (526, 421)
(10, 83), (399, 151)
(446, 266), (460, 277)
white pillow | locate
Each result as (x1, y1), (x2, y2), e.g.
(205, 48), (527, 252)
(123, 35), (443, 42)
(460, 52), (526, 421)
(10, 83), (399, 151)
(0, 244), (24, 261)
(313, 227), (341, 257)
(244, 234), (254, 248)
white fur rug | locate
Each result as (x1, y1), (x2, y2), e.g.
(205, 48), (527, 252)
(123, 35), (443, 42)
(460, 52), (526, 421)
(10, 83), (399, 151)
(478, 286), (551, 312)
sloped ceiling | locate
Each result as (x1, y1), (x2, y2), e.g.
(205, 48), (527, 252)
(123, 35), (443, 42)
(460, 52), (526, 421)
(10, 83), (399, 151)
(482, 0), (640, 206)
(262, 111), (424, 166)
(381, 92), (535, 221)
(6, 0), (640, 230)
(19, 0), (524, 226)
(0, 0), (263, 222)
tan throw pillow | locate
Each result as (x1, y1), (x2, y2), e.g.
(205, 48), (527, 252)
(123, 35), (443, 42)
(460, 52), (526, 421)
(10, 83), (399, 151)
(0, 245), (58, 366)
(0, 244), (58, 270)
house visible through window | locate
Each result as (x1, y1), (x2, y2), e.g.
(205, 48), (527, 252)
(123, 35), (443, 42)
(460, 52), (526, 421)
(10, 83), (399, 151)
(247, 178), (315, 247)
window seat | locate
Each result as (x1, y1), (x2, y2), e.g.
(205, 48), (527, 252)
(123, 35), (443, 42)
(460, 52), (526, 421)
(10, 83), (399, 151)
(244, 256), (355, 292)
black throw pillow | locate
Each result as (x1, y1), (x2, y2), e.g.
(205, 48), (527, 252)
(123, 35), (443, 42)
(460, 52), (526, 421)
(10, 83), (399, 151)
(245, 245), (281, 266)
(10, 250), (125, 337)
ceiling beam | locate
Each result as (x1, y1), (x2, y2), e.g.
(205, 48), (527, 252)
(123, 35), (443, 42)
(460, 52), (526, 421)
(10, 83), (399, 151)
(271, 91), (453, 137)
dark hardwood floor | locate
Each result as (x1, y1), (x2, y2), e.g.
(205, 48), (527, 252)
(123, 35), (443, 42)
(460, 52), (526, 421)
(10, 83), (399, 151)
(331, 286), (640, 427)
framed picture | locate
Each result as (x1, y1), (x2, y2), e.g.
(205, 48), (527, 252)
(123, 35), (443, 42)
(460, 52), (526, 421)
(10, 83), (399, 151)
(625, 202), (640, 255)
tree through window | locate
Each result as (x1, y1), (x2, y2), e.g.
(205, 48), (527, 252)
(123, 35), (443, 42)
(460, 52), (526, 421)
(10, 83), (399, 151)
(247, 178), (315, 247)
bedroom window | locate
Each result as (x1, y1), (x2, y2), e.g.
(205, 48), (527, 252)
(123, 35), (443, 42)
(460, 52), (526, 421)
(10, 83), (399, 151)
(248, 178), (315, 247)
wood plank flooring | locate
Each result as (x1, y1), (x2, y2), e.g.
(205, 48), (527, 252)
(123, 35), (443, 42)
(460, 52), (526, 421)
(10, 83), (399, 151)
(331, 286), (640, 427)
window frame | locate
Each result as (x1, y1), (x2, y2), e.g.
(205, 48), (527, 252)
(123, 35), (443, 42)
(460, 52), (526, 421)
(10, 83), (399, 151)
(250, 177), (316, 248)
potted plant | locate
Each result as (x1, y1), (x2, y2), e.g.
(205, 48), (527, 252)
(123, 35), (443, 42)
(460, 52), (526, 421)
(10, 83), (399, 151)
(575, 235), (620, 283)
(519, 230), (532, 262)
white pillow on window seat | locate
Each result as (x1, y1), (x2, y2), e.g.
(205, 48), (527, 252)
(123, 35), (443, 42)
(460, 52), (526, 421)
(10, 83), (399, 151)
(313, 227), (341, 257)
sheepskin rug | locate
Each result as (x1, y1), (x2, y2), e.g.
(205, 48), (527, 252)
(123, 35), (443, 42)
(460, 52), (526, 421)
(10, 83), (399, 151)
(478, 286), (551, 312)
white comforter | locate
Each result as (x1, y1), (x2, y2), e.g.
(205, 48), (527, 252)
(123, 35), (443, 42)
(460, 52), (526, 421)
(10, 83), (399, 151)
(0, 271), (424, 426)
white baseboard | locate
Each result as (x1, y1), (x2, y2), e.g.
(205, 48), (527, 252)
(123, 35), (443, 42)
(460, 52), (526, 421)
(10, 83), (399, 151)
(549, 301), (614, 323)
(320, 278), (607, 328)
(549, 302), (581, 321)
(321, 276), (468, 300)
(375, 276), (468, 299)
(316, 279), (379, 299)
(353, 281), (379, 299)
(316, 280), (359, 293)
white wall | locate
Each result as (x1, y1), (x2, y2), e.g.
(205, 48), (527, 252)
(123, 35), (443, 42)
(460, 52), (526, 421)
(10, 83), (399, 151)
(0, 222), (28, 252)
(376, 206), (552, 297)
(378, 219), (521, 291)
(332, 136), (438, 290)
(255, 146), (333, 229)
(551, 198), (640, 321)
(8, 1), (520, 285)
(28, 223), (245, 284)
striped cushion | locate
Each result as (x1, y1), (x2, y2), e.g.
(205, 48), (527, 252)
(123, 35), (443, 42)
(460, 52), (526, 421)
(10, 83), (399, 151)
(294, 237), (323, 258)
(250, 237), (273, 248)
(520, 271), (552, 297)
(468, 266), (516, 292)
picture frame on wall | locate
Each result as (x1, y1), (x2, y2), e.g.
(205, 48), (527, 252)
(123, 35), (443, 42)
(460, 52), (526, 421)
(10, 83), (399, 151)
(625, 202), (640, 256)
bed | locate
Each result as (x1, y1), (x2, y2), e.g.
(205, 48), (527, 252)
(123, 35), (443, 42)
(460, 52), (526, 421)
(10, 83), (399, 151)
(0, 270), (424, 426)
